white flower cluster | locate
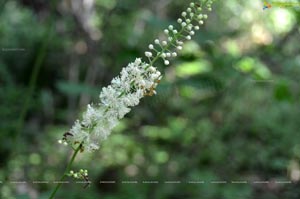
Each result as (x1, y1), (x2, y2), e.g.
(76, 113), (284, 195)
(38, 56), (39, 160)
(60, 58), (161, 152)
(144, 1), (213, 67)
(59, 0), (213, 153)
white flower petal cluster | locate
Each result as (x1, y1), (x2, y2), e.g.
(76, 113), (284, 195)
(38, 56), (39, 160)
(62, 58), (161, 152)
(59, 0), (214, 153)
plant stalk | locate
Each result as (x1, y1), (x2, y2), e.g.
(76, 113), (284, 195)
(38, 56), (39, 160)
(48, 144), (81, 199)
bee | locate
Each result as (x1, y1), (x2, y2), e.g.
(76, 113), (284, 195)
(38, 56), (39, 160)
(144, 86), (156, 96)
(144, 79), (160, 96)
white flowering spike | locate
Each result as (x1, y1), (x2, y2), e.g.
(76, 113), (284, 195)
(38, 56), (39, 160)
(61, 0), (214, 152)
(64, 58), (162, 152)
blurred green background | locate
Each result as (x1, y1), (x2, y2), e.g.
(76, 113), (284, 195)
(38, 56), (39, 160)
(1, 0), (300, 198)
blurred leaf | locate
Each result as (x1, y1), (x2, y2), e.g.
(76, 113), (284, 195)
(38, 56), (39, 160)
(274, 80), (293, 102)
(176, 60), (212, 77)
(235, 57), (255, 73)
(56, 81), (99, 96)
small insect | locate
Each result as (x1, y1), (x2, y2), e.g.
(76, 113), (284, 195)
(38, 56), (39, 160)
(62, 131), (73, 141)
(80, 123), (87, 128)
(80, 146), (85, 153)
(82, 174), (91, 189)
(144, 79), (160, 96)
(144, 87), (156, 96)
(76, 143), (85, 153)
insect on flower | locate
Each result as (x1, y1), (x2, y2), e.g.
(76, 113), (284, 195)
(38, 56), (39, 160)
(62, 131), (73, 141)
(143, 79), (160, 96)
(144, 86), (156, 96)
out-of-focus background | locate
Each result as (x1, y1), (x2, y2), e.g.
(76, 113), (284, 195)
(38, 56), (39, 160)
(1, 0), (300, 198)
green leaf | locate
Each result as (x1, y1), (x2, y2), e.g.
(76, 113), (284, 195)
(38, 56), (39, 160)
(176, 60), (212, 77)
(56, 81), (99, 97)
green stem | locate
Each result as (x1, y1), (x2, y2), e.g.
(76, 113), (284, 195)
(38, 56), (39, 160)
(48, 144), (81, 199)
